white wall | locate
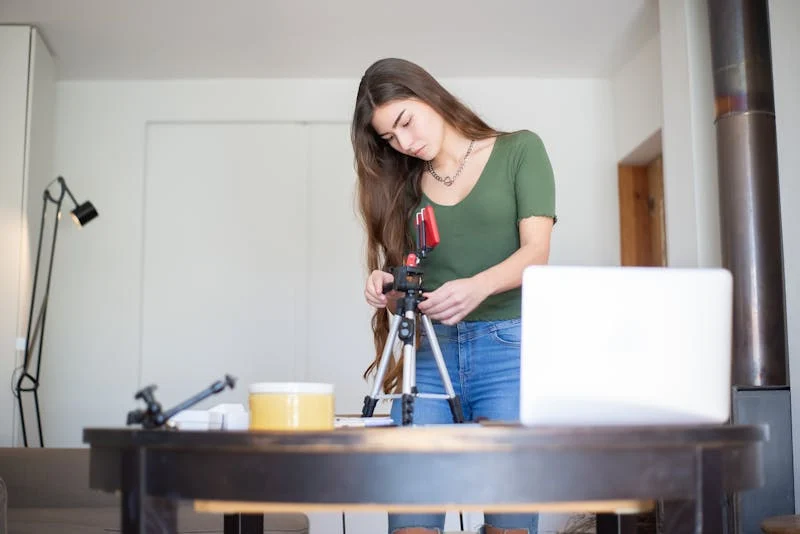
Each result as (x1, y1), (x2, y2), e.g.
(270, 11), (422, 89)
(612, 35), (663, 164)
(658, 0), (721, 270)
(612, 0), (722, 270)
(610, 0), (721, 270)
(0, 26), (56, 447)
(0, 26), (32, 447)
(769, 0), (800, 511)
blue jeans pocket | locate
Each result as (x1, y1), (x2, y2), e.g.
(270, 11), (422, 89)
(489, 318), (522, 346)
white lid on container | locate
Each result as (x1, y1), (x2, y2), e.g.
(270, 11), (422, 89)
(249, 382), (334, 394)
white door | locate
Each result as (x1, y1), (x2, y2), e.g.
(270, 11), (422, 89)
(140, 122), (310, 409)
(304, 123), (376, 415)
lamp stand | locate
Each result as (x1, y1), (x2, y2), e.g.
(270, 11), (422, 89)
(14, 176), (98, 447)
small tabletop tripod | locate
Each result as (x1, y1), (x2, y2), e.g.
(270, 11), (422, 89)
(126, 374), (236, 429)
(362, 206), (464, 426)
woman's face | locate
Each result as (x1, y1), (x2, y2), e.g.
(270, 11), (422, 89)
(370, 98), (445, 161)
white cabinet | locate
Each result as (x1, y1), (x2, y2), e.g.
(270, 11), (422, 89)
(0, 25), (56, 446)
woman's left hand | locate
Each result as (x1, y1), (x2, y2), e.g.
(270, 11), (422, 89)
(417, 277), (491, 325)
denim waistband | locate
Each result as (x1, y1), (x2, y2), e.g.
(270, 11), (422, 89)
(424, 317), (521, 343)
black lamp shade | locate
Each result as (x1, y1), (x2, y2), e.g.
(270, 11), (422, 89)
(71, 201), (98, 226)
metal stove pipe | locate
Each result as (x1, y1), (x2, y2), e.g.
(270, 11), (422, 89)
(707, 0), (788, 387)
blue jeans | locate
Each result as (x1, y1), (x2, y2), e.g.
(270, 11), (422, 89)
(388, 318), (538, 534)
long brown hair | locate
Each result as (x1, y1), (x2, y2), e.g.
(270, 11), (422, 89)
(351, 58), (501, 393)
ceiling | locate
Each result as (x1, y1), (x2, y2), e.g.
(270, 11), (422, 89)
(0, 0), (660, 80)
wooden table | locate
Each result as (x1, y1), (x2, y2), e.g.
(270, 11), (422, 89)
(83, 423), (767, 534)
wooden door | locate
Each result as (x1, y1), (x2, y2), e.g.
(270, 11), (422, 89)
(618, 156), (667, 266)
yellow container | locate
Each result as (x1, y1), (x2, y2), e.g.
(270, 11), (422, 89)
(248, 382), (334, 431)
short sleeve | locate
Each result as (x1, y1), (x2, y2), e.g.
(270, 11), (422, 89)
(514, 130), (557, 224)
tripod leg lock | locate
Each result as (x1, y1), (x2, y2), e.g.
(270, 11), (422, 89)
(401, 393), (415, 426)
(448, 396), (465, 424)
(361, 395), (378, 417)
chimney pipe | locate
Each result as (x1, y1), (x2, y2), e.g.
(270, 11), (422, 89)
(707, 0), (788, 387)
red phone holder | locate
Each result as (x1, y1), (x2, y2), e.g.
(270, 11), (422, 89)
(414, 205), (440, 258)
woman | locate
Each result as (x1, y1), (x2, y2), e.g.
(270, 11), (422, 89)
(351, 57), (556, 534)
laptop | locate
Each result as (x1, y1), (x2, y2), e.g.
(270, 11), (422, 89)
(519, 265), (733, 426)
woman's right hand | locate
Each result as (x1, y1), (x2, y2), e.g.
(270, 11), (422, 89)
(365, 270), (399, 308)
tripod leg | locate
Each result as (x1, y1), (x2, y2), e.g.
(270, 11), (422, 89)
(362, 314), (403, 417)
(421, 314), (464, 423)
(401, 312), (416, 396)
(401, 311), (416, 426)
(401, 341), (415, 426)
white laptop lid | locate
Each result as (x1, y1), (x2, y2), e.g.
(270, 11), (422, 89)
(519, 265), (733, 426)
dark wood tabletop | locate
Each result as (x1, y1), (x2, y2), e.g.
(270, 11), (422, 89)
(83, 423), (767, 534)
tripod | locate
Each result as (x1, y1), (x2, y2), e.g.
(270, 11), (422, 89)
(126, 374), (236, 429)
(361, 262), (464, 426)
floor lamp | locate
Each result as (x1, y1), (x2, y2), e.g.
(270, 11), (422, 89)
(15, 176), (98, 447)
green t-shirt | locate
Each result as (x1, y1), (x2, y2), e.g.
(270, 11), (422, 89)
(411, 129), (556, 322)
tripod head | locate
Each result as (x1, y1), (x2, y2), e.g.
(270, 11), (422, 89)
(383, 206), (440, 302)
(126, 374), (236, 429)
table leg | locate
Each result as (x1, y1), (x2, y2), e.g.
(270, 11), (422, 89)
(224, 513), (264, 534)
(596, 513), (637, 534)
(661, 450), (725, 534)
(121, 448), (178, 534)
